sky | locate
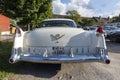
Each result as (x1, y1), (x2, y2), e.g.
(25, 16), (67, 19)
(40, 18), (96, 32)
(52, 0), (120, 18)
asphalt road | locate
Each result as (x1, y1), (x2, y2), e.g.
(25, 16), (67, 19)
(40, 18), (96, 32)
(9, 41), (120, 80)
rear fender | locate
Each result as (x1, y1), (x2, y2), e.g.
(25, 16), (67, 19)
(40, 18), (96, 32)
(9, 28), (25, 63)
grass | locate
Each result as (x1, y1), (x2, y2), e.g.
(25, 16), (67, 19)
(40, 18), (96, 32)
(0, 40), (18, 79)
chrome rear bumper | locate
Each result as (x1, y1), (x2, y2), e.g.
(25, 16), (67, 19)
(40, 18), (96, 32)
(9, 55), (110, 64)
(9, 47), (110, 64)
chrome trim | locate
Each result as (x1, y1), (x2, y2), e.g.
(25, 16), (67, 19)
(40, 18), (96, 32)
(19, 55), (102, 63)
(70, 48), (74, 57)
(9, 47), (110, 64)
(43, 48), (48, 57)
(9, 54), (110, 64)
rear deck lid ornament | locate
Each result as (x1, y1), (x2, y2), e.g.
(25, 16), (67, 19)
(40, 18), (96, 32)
(51, 34), (65, 41)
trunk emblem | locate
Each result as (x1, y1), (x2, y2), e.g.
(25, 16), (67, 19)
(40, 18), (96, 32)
(51, 34), (65, 40)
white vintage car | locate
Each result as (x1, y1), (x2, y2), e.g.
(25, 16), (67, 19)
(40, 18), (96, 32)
(9, 18), (110, 64)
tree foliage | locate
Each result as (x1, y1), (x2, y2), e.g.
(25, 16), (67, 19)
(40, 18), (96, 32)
(66, 10), (81, 23)
(0, 0), (52, 28)
(111, 16), (119, 23)
(80, 18), (95, 27)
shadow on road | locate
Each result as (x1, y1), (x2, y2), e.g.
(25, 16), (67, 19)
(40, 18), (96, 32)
(13, 62), (61, 78)
(15, 62), (61, 78)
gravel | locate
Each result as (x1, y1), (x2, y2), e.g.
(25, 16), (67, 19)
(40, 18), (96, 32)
(9, 41), (120, 80)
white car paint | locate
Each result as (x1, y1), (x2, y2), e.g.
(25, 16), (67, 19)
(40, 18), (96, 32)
(9, 18), (110, 64)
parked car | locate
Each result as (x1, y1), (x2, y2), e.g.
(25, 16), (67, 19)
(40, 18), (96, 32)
(103, 26), (120, 38)
(9, 18), (110, 64)
(83, 26), (98, 31)
(84, 26), (107, 37)
(109, 31), (120, 43)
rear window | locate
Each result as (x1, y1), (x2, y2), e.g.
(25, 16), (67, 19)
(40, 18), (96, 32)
(39, 20), (76, 28)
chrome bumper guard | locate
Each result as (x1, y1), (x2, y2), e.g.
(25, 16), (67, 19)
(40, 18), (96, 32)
(9, 48), (110, 64)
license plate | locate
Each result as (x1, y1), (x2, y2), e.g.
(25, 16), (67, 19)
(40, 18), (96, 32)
(52, 47), (65, 55)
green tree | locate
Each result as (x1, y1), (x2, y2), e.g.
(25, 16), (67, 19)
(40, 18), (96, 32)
(111, 16), (119, 22)
(10, 19), (16, 25)
(80, 18), (95, 27)
(0, 0), (52, 29)
(0, 0), (23, 18)
(66, 10), (81, 23)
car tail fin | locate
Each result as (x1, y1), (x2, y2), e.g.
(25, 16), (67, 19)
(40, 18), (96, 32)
(15, 28), (21, 37)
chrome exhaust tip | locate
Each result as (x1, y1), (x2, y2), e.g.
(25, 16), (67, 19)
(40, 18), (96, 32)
(105, 59), (110, 64)
(9, 58), (16, 64)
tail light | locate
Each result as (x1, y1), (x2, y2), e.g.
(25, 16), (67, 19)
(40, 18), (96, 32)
(9, 58), (14, 64)
(105, 59), (110, 64)
(97, 27), (103, 33)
